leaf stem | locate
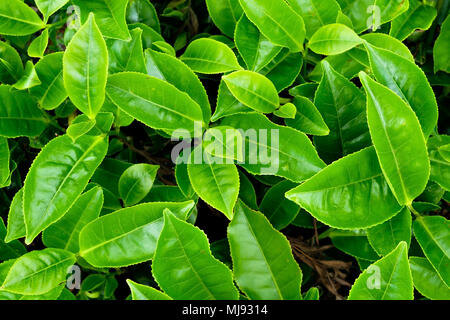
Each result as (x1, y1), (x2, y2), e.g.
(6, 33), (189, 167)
(407, 204), (421, 217)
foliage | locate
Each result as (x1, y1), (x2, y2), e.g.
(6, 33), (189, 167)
(0, 0), (449, 301)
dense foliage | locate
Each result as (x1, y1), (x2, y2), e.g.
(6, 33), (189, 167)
(0, 0), (449, 301)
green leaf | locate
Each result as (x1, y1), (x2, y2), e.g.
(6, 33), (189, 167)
(309, 23), (363, 55)
(259, 50), (303, 92)
(73, 0), (131, 40)
(145, 49), (211, 123)
(274, 103), (296, 119)
(42, 187), (104, 253)
(259, 180), (300, 230)
(126, 280), (172, 300)
(228, 200), (303, 300)
(347, 33), (414, 67)
(180, 38), (242, 74)
(390, 0), (437, 41)
(78, 201), (195, 267)
(309, 52), (364, 82)
(27, 29), (49, 58)
(0, 218), (26, 261)
(5, 189), (25, 243)
(329, 229), (380, 261)
(238, 0), (306, 52)
(338, 0), (409, 33)
(118, 163), (159, 207)
(221, 113), (325, 182)
(0, 0), (45, 36)
(23, 134), (108, 244)
(152, 211), (239, 300)
(234, 15), (282, 72)
(66, 115), (96, 142)
(434, 14), (450, 73)
(63, 13), (108, 119)
(205, 0), (243, 38)
(0, 41), (24, 84)
(286, 147), (403, 229)
(367, 207), (412, 256)
(360, 71), (430, 206)
(0, 248), (75, 295)
(0, 85), (47, 138)
(106, 27), (146, 74)
(0, 137), (9, 185)
(29, 52), (67, 110)
(126, 0), (160, 33)
(13, 61), (41, 91)
(364, 42), (438, 137)
(313, 61), (370, 163)
(409, 257), (450, 300)
(348, 242), (413, 300)
(428, 135), (450, 191)
(211, 80), (252, 122)
(188, 149), (240, 219)
(286, 0), (340, 39)
(413, 216), (450, 287)
(303, 287), (320, 300)
(35, 0), (69, 22)
(285, 96), (329, 136)
(106, 72), (204, 134)
(223, 71), (279, 113)
(203, 126), (244, 162)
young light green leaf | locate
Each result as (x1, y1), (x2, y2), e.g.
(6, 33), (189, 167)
(409, 257), (450, 300)
(238, 0), (306, 52)
(259, 180), (300, 230)
(286, 147), (403, 230)
(274, 103), (296, 119)
(360, 71), (430, 206)
(439, 144), (450, 162)
(152, 211), (239, 300)
(228, 200), (303, 300)
(79, 201), (195, 267)
(221, 113), (326, 182)
(364, 42), (438, 137)
(73, 0), (131, 40)
(367, 207), (412, 256)
(63, 13), (108, 119)
(286, 0), (340, 39)
(5, 189), (25, 243)
(126, 280), (172, 300)
(434, 14), (450, 73)
(303, 287), (320, 300)
(12, 61), (41, 91)
(118, 163), (159, 207)
(23, 134), (108, 244)
(66, 116), (96, 142)
(313, 61), (370, 163)
(188, 149), (240, 219)
(0, 0), (45, 36)
(309, 23), (363, 55)
(285, 96), (329, 136)
(0, 248), (76, 295)
(27, 29), (49, 59)
(205, 0), (243, 38)
(390, 0), (437, 41)
(0, 85), (47, 138)
(35, 0), (69, 22)
(211, 80), (252, 122)
(42, 187), (104, 253)
(235, 15), (282, 72)
(30, 52), (67, 110)
(413, 216), (450, 287)
(180, 38), (242, 74)
(348, 242), (413, 300)
(145, 49), (211, 123)
(223, 71), (279, 113)
(106, 72), (204, 134)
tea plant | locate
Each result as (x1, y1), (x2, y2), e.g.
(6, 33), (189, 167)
(0, 0), (449, 301)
